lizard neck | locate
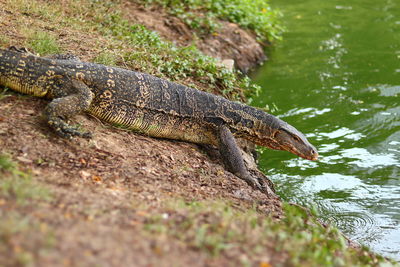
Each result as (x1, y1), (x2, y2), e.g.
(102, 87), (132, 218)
(228, 103), (318, 160)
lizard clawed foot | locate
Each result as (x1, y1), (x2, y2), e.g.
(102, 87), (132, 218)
(250, 169), (275, 192)
(241, 170), (276, 197)
(48, 116), (92, 139)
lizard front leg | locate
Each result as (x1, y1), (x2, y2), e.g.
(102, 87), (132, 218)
(217, 125), (274, 195)
(44, 79), (93, 139)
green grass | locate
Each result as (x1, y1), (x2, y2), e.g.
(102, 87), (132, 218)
(26, 31), (61, 55)
(94, 50), (119, 66)
(0, 87), (10, 100)
(0, 154), (52, 205)
(0, 211), (56, 266)
(0, 212), (34, 265)
(0, 154), (54, 264)
(142, 199), (393, 266)
(142, 0), (284, 42)
(0, 36), (10, 47)
(12, 0), (59, 20)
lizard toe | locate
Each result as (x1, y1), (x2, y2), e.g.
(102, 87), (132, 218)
(80, 131), (93, 139)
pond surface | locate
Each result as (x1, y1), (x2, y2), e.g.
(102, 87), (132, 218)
(252, 0), (400, 260)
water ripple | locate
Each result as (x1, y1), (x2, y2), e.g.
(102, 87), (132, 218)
(327, 211), (379, 242)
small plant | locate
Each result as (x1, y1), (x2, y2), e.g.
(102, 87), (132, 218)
(0, 154), (17, 172)
(94, 51), (119, 66)
(0, 211), (56, 266)
(0, 87), (11, 100)
(0, 36), (10, 47)
(0, 154), (52, 205)
(27, 31), (61, 56)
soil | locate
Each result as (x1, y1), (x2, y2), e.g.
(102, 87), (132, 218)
(0, 1), (284, 266)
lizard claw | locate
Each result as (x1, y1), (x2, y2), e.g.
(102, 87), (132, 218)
(47, 116), (92, 139)
(243, 170), (276, 197)
(243, 176), (264, 191)
(81, 131), (93, 139)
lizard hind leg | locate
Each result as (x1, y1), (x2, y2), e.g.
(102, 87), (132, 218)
(44, 79), (93, 139)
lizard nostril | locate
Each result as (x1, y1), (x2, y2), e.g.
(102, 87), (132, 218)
(310, 149), (319, 160)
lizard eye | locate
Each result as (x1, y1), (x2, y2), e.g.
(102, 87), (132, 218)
(292, 135), (301, 142)
(277, 128), (292, 137)
(278, 128), (302, 142)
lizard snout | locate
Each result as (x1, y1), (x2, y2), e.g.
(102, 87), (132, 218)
(308, 148), (319, 161)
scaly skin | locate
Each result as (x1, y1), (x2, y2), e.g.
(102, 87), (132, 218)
(0, 46), (318, 194)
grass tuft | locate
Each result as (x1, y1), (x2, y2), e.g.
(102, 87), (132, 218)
(26, 31), (61, 56)
(0, 154), (52, 205)
(94, 51), (119, 66)
(0, 211), (56, 266)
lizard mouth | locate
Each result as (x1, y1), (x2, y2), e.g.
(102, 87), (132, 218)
(290, 145), (319, 161)
(268, 141), (319, 161)
(303, 149), (319, 161)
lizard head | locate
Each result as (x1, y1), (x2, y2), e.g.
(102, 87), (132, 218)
(252, 114), (318, 160)
(262, 120), (319, 161)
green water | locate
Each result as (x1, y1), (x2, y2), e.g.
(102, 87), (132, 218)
(252, 0), (400, 260)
